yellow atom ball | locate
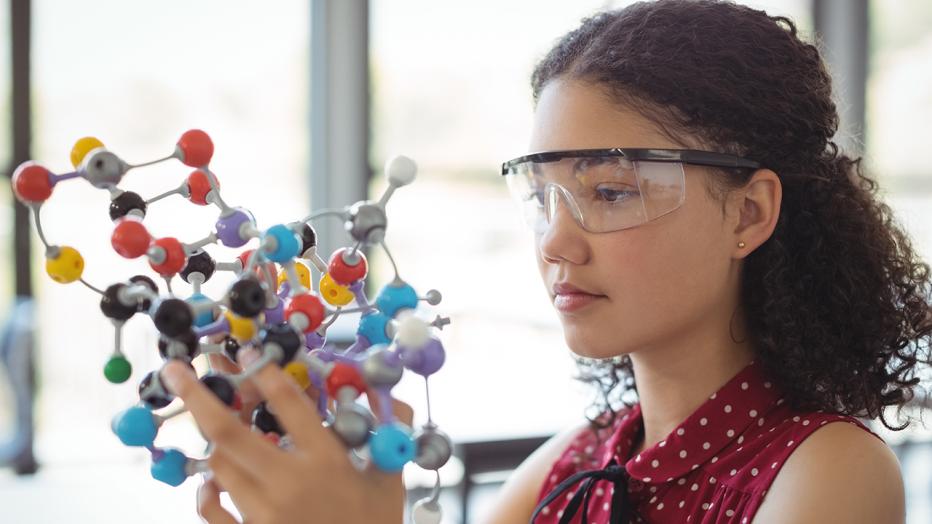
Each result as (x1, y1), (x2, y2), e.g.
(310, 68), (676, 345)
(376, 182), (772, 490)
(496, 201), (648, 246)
(283, 361), (311, 390)
(46, 246), (85, 284)
(277, 261), (311, 290)
(70, 137), (105, 168)
(225, 311), (262, 342)
(320, 273), (354, 306)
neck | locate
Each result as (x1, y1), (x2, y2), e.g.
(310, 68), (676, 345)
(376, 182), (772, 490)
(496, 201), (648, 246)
(628, 306), (755, 458)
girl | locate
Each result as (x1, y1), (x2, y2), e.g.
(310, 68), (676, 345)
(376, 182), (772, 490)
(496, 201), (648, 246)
(162, 1), (932, 523)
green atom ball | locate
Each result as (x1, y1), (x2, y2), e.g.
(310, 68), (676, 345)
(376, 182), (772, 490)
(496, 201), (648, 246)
(104, 355), (132, 383)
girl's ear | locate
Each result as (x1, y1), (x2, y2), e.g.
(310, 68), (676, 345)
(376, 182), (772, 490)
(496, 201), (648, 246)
(729, 169), (782, 258)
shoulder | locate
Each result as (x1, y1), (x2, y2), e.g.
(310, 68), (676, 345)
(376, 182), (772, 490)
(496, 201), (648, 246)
(478, 419), (596, 524)
(751, 417), (905, 524)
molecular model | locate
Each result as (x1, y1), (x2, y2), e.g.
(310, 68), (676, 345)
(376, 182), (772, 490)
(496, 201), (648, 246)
(10, 130), (450, 522)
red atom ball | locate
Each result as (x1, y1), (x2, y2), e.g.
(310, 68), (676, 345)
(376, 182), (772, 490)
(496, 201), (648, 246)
(186, 169), (218, 205)
(285, 293), (325, 333)
(111, 217), (152, 259)
(236, 249), (254, 270)
(237, 249), (278, 286)
(325, 362), (367, 398)
(11, 162), (54, 204)
(149, 237), (187, 276)
(176, 129), (214, 167)
(327, 248), (368, 286)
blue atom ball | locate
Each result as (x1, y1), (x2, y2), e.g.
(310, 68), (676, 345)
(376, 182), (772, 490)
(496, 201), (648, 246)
(357, 312), (391, 345)
(370, 422), (417, 472)
(376, 282), (418, 318)
(111, 406), (158, 447)
(151, 448), (189, 487)
(263, 224), (301, 263)
(187, 292), (215, 327)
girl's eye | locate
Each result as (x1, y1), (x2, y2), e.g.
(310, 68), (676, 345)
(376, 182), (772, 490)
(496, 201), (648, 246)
(595, 186), (638, 203)
(527, 189), (545, 206)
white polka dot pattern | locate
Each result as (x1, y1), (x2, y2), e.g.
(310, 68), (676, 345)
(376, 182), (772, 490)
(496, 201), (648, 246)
(532, 359), (888, 524)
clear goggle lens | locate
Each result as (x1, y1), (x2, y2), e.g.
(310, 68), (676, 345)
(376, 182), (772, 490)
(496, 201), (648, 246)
(504, 156), (686, 233)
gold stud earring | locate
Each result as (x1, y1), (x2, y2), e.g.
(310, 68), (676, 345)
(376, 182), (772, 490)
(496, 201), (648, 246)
(737, 241), (746, 248)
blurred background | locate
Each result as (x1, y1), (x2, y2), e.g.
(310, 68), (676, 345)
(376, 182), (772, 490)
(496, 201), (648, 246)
(0, 0), (929, 523)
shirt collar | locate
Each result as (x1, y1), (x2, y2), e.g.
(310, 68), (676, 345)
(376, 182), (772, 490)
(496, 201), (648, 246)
(600, 359), (780, 483)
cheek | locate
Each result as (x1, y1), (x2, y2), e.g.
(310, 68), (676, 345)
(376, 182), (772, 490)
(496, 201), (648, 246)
(596, 217), (730, 334)
(595, 229), (683, 314)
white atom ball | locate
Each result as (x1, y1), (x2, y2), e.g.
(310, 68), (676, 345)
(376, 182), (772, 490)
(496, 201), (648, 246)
(385, 155), (417, 186)
(395, 311), (430, 349)
(411, 499), (442, 524)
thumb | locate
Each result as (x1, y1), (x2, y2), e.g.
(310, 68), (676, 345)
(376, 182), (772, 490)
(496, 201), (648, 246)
(197, 478), (239, 524)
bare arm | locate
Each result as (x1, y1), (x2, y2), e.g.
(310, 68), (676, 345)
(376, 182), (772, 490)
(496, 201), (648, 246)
(478, 421), (593, 524)
(752, 421), (905, 524)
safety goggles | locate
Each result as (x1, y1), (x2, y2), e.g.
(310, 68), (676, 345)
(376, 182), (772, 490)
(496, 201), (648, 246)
(500, 148), (760, 233)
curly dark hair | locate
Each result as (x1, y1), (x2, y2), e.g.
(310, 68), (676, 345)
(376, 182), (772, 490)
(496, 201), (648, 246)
(531, 0), (932, 434)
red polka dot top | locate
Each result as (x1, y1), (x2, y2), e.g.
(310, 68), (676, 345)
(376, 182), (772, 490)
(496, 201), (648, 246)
(532, 358), (886, 523)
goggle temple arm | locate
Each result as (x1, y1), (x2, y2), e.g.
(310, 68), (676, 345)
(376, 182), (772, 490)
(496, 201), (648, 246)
(543, 183), (587, 231)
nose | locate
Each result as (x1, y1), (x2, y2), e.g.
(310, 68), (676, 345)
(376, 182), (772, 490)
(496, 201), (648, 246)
(543, 183), (584, 228)
(537, 183), (590, 265)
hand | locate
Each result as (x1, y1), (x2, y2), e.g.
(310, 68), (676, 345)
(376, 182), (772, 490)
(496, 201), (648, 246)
(161, 357), (414, 524)
(201, 337), (326, 427)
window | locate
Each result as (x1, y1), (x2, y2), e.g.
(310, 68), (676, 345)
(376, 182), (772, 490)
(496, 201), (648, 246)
(16, 1), (310, 520)
(368, 0), (814, 443)
(0, 0), (12, 308)
(865, 0), (932, 260)
(0, 0), (14, 444)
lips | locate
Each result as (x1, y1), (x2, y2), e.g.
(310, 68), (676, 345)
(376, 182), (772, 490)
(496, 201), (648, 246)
(553, 282), (596, 295)
(552, 281), (605, 313)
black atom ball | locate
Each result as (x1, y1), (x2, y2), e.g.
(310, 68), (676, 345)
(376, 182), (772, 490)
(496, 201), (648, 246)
(153, 298), (194, 338)
(252, 402), (283, 435)
(100, 283), (137, 321)
(138, 370), (173, 409)
(201, 374), (238, 408)
(157, 330), (200, 362)
(223, 336), (241, 361)
(261, 323), (302, 365)
(298, 224), (317, 254)
(109, 191), (148, 221)
(228, 277), (266, 318)
(180, 250), (217, 284)
(128, 275), (158, 312)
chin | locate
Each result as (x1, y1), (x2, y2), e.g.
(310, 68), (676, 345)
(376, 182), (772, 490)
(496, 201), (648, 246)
(563, 326), (626, 360)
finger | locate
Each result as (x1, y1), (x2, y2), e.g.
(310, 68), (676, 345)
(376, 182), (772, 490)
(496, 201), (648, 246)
(207, 351), (264, 410)
(197, 477), (240, 524)
(161, 360), (284, 471)
(207, 447), (267, 517)
(208, 352), (241, 374)
(242, 348), (322, 428)
(364, 449), (408, 488)
(205, 353), (263, 426)
(233, 349), (263, 404)
(390, 398), (414, 427)
(366, 387), (415, 427)
(249, 362), (336, 450)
